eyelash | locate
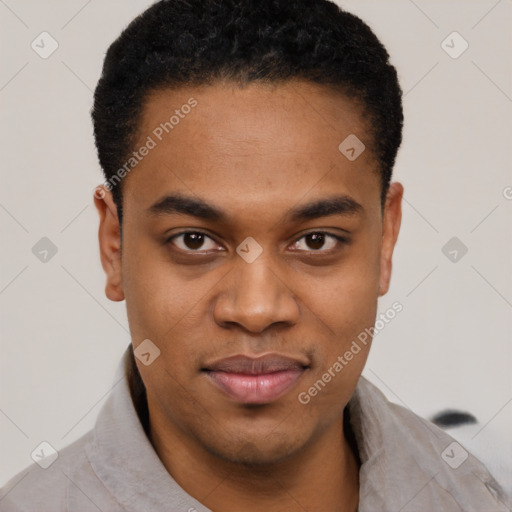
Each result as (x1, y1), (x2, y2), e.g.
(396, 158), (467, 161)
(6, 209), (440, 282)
(165, 230), (349, 255)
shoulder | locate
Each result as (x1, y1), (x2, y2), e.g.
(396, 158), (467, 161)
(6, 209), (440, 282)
(351, 377), (512, 511)
(0, 431), (121, 512)
(1, 433), (87, 511)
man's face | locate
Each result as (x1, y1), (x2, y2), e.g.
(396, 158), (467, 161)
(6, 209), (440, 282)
(96, 80), (402, 465)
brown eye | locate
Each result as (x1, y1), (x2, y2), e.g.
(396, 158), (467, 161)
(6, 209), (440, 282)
(305, 233), (326, 250)
(169, 232), (219, 252)
(183, 233), (205, 249)
(291, 232), (344, 252)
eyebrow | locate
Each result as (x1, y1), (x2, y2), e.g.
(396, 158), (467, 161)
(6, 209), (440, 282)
(148, 194), (225, 221)
(147, 193), (363, 222)
(287, 195), (363, 221)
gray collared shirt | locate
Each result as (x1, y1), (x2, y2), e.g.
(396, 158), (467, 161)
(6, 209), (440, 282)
(1, 347), (511, 511)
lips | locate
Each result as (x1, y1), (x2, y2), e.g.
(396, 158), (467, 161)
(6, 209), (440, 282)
(203, 354), (309, 404)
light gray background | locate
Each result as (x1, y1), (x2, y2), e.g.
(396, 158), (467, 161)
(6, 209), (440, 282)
(1, 0), (511, 494)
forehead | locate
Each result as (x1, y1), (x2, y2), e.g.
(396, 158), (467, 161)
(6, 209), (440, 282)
(123, 80), (380, 219)
(138, 80), (370, 153)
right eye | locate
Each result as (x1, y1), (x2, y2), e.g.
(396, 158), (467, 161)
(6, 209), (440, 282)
(167, 231), (221, 253)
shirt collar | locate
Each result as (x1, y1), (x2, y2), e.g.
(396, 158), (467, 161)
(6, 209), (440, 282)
(84, 347), (211, 512)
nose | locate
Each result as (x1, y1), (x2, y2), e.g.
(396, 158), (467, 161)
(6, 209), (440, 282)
(213, 251), (300, 334)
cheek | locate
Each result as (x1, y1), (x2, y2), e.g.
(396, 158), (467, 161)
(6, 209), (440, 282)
(294, 268), (378, 416)
(298, 272), (377, 379)
(290, 234), (380, 397)
(121, 234), (226, 383)
(295, 237), (381, 330)
(121, 233), (200, 344)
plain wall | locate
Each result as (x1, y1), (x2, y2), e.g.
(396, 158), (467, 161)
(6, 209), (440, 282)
(1, 0), (511, 493)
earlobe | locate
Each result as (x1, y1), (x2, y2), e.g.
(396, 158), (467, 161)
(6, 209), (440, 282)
(94, 186), (125, 302)
(379, 182), (403, 296)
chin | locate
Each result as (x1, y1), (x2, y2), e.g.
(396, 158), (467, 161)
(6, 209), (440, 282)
(200, 428), (309, 467)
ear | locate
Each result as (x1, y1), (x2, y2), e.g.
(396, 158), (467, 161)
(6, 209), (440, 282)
(94, 186), (125, 301)
(379, 182), (403, 296)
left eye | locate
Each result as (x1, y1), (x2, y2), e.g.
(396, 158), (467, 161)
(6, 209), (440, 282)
(170, 232), (219, 252)
(291, 232), (343, 251)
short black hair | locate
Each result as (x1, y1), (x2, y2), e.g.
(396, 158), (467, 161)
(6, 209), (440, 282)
(92, 0), (403, 224)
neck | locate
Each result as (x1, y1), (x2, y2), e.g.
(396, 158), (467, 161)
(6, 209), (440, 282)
(148, 400), (359, 512)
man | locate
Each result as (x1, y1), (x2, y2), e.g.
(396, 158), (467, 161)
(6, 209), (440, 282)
(1, 0), (510, 510)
